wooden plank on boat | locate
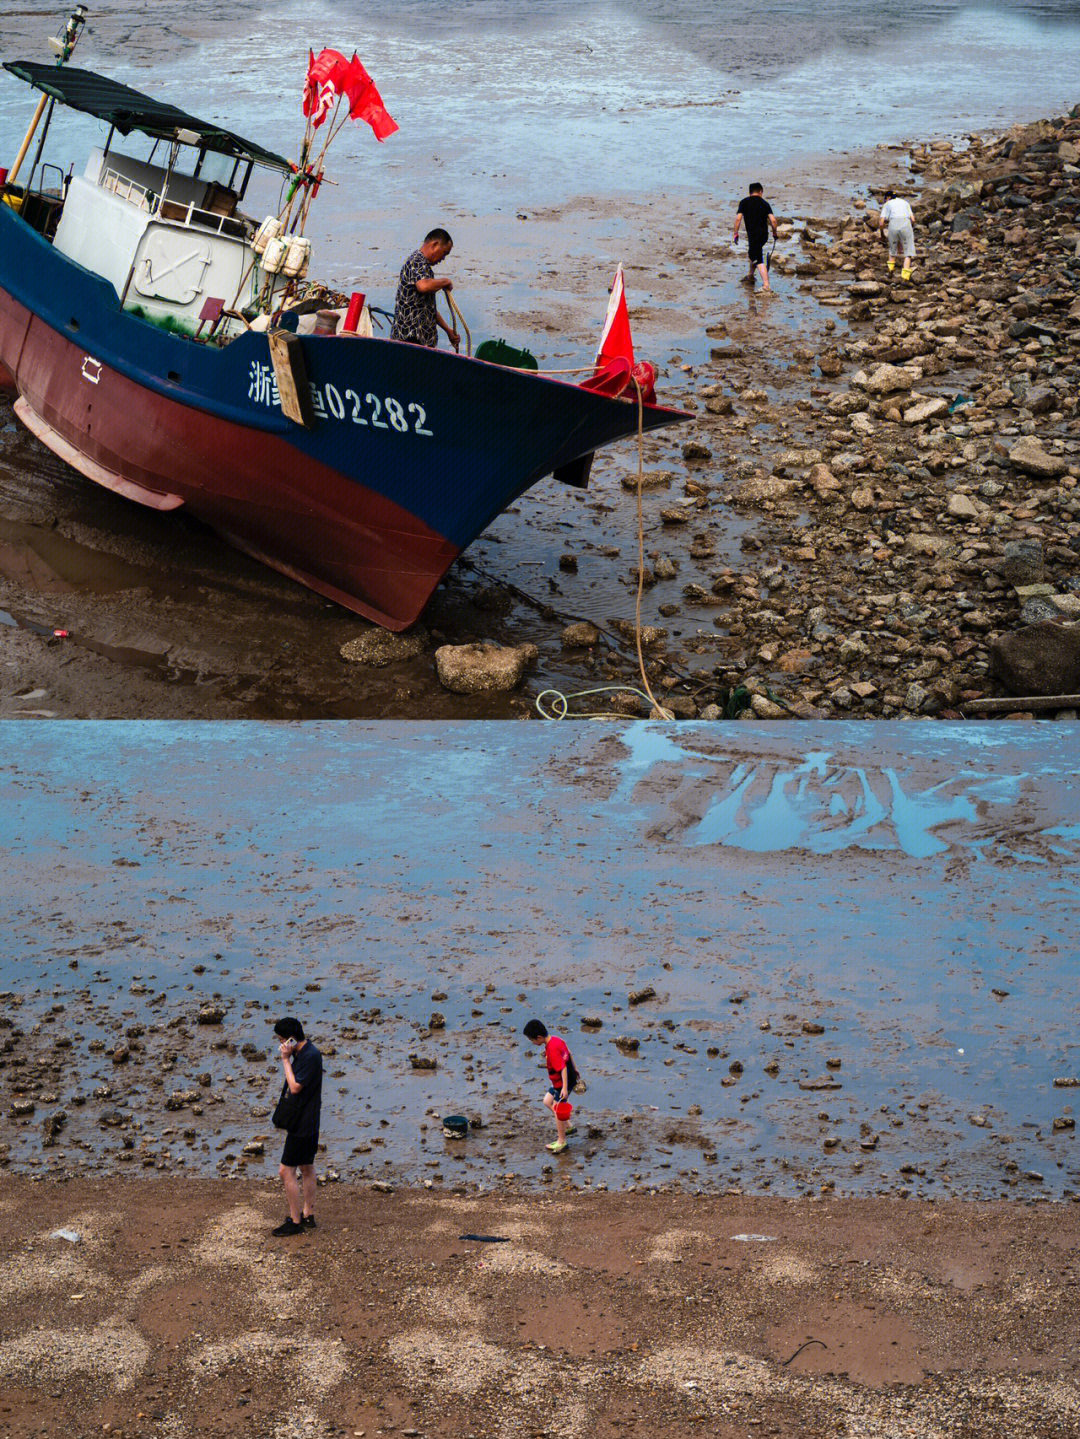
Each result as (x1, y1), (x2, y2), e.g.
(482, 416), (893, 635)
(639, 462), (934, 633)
(268, 329), (315, 428)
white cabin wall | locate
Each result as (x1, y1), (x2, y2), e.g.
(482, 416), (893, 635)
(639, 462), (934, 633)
(52, 175), (149, 295)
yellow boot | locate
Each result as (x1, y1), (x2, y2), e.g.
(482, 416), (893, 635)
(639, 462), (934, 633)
(901, 266), (912, 281)
(887, 258), (896, 273)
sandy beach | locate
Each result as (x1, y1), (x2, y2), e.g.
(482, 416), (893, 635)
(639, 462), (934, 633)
(1, 1176), (1078, 1439)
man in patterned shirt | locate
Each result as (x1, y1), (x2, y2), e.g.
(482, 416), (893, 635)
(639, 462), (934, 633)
(390, 228), (460, 349)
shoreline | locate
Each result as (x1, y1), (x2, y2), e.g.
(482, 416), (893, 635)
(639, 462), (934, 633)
(1, 1176), (1078, 1438)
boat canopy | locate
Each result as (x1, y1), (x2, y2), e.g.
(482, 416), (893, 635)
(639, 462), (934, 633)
(3, 61), (293, 173)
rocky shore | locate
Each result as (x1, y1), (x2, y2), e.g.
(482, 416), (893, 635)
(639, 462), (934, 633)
(634, 103), (1080, 722)
(1, 1177), (1078, 1439)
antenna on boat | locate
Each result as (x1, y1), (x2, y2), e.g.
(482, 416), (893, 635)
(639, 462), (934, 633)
(6, 5), (88, 189)
(49, 4), (88, 65)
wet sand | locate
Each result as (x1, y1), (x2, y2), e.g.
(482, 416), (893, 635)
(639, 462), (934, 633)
(1, 1176), (1078, 1439)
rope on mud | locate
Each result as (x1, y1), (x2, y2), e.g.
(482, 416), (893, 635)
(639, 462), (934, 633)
(780, 1339), (828, 1367)
(532, 378), (673, 720)
(628, 375), (673, 720)
(534, 684), (668, 721)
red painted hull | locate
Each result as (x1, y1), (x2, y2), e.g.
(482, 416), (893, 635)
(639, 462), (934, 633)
(1, 291), (458, 628)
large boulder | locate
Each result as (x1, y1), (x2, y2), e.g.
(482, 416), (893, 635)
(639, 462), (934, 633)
(435, 642), (537, 693)
(990, 621), (1080, 696)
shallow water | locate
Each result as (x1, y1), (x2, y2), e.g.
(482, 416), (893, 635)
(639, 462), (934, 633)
(2, 723), (1077, 1197)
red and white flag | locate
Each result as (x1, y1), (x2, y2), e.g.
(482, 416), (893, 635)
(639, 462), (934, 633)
(303, 48), (349, 128)
(596, 264), (635, 369)
(302, 47), (398, 140)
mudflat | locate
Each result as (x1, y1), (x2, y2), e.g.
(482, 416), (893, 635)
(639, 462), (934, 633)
(1, 1176), (1077, 1438)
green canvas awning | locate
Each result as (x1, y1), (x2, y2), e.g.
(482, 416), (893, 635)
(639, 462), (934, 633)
(3, 60), (293, 172)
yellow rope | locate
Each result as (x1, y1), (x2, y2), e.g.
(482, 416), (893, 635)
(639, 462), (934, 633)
(442, 291), (472, 355)
(535, 372), (673, 722)
(629, 375), (673, 720)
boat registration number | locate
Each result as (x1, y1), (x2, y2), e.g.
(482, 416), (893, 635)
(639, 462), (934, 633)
(248, 361), (433, 435)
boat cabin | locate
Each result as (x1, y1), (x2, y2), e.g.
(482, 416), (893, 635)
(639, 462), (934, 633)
(3, 61), (296, 342)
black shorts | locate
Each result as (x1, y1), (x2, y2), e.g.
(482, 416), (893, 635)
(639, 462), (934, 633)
(281, 1132), (318, 1167)
(747, 236), (766, 265)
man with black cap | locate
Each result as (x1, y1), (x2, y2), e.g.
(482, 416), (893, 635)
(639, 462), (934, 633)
(270, 1017), (322, 1237)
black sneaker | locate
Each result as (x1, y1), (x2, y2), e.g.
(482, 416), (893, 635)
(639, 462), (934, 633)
(272, 1218), (304, 1237)
(302, 1214), (317, 1230)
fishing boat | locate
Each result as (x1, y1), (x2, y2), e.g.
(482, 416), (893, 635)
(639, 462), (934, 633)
(0, 12), (688, 629)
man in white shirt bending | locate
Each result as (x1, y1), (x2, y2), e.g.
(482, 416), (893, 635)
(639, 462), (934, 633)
(878, 191), (916, 280)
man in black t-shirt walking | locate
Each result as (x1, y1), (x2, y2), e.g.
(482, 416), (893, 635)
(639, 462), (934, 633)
(271, 1017), (323, 1237)
(734, 182), (779, 291)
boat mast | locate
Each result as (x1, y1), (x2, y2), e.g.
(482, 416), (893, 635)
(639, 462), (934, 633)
(6, 5), (87, 188)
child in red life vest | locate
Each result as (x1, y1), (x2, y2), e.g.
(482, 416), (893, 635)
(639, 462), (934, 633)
(523, 1018), (578, 1154)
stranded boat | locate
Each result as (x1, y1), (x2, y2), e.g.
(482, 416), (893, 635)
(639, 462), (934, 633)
(0, 14), (688, 629)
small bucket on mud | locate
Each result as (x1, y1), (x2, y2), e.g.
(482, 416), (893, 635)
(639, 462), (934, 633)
(442, 1114), (469, 1139)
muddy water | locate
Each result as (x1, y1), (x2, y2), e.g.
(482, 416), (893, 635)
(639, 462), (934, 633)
(3, 723), (1076, 1197)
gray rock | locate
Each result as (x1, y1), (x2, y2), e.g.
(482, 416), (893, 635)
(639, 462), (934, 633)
(862, 363), (915, 395)
(991, 621), (1080, 695)
(947, 493), (981, 519)
(197, 1006), (226, 1025)
(736, 474), (798, 504)
(561, 622), (600, 649)
(1019, 596), (1060, 625)
(340, 627), (429, 667)
(903, 396), (949, 425)
(435, 642), (537, 693)
(1008, 436), (1068, 479)
(620, 470), (676, 491)
(950, 206), (984, 233)
(1001, 539), (1045, 587)
(749, 694), (788, 719)
(682, 439), (712, 461)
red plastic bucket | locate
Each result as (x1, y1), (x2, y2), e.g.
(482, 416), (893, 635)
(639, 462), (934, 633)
(554, 1100), (573, 1121)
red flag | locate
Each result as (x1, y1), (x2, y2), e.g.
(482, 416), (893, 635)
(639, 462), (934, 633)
(596, 264), (635, 369)
(303, 48), (349, 127)
(344, 53), (398, 141)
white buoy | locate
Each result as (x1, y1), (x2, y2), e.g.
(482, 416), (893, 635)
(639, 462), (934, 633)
(252, 215), (283, 255)
(282, 236), (311, 279)
(261, 235), (288, 274)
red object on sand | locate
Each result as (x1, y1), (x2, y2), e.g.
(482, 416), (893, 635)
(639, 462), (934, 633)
(554, 1100), (573, 1121)
(596, 264), (635, 370)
